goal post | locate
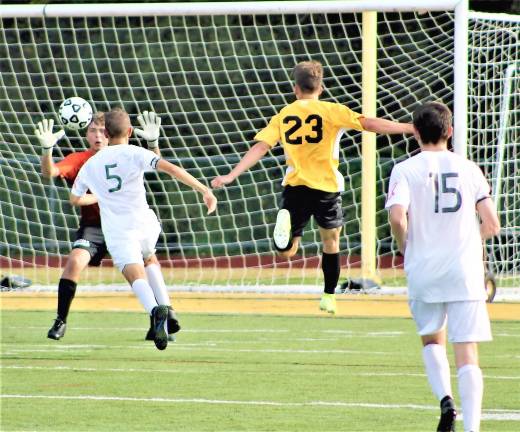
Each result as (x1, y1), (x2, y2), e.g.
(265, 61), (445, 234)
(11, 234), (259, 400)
(1, 1), (517, 290)
(361, 10), (378, 286)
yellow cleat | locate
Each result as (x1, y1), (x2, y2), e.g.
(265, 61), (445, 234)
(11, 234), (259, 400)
(319, 293), (337, 315)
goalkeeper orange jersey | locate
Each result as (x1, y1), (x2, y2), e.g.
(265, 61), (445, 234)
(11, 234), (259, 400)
(254, 99), (364, 193)
(56, 150), (101, 226)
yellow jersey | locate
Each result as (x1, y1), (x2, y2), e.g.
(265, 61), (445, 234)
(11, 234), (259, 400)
(254, 99), (365, 193)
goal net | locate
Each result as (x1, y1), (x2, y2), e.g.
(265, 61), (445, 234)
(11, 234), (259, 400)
(0, 2), (518, 290)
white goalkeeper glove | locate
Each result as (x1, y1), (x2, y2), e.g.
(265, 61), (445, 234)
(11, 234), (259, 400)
(134, 110), (161, 149)
(34, 119), (66, 155)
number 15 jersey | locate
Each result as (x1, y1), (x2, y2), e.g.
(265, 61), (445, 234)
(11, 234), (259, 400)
(385, 150), (491, 302)
(254, 99), (365, 193)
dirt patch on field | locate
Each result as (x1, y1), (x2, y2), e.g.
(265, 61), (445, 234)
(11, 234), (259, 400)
(1, 292), (518, 320)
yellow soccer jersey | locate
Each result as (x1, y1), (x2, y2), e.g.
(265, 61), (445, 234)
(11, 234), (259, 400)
(254, 99), (364, 192)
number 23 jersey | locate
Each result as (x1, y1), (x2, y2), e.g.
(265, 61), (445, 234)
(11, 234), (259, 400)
(385, 150), (491, 302)
(72, 144), (160, 232)
(254, 99), (365, 193)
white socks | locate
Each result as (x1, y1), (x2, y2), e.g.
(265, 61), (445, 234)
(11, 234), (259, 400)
(422, 344), (453, 400)
(131, 279), (158, 314)
(145, 263), (171, 306)
(458, 364), (483, 432)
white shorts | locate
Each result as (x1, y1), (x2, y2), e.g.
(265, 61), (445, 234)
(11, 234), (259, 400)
(408, 300), (492, 343)
(105, 210), (161, 272)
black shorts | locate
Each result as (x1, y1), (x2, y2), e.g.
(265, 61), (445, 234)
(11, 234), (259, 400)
(72, 225), (108, 267)
(280, 185), (343, 237)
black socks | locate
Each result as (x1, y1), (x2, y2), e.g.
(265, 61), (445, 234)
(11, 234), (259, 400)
(322, 252), (340, 295)
(57, 278), (77, 322)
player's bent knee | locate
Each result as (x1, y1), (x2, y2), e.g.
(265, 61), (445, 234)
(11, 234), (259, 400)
(63, 249), (91, 275)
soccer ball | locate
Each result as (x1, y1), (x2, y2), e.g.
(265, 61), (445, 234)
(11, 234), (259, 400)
(59, 97), (93, 131)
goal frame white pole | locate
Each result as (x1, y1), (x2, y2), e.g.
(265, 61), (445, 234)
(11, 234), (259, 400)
(453, 0), (469, 157)
(1, 1), (464, 18)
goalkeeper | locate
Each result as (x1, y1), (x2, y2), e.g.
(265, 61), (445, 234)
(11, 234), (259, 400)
(212, 60), (414, 314)
(36, 111), (178, 341)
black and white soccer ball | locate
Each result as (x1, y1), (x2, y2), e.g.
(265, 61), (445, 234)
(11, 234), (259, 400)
(59, 97), (93, 131)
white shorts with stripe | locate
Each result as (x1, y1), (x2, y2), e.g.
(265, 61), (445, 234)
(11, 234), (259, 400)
(408, 299), (492, 343)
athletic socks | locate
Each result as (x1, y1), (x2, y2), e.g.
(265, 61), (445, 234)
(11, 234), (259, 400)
(458, 364), (483, 432)
(422, 344), (453, 401)
(57, 278), (77, 323)
(145, 263), (171, 306)
(131, 279), (158, 314)
(322, 252), (340, 295)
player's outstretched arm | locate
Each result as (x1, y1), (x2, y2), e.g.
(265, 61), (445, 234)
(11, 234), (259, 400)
(134, 111), (161, 156)
(388, 204), (408, 254)
(70, 193), (98, 207)
(211, 141), (271, 189)
(35, 119), (66, 178)
(476, 198), (500, 240)
(360, 117), (414, 135)
(156, 159), (217, 214)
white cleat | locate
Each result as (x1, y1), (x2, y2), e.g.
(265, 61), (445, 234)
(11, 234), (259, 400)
(273, 209), (292, 250)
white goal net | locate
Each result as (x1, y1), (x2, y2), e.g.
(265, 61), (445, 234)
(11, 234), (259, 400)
(0, 3), (518, 289)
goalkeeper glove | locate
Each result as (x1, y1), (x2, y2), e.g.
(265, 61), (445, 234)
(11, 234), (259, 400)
(34, 119), (65, 155)
(134, 110), (161, 149)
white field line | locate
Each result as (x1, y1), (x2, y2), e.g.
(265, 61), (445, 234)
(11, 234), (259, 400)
(2, 365), (519, 381)
(2, 342), (520, 359)
(357, 372), (520, 380)
(17, 285), (520, 302)
(3, 326), (290, 333)
(1, 394), (519, 421)
(2, 345), (393, 355)
(0, 393), (437, 409)
(7, 327), (520, 339)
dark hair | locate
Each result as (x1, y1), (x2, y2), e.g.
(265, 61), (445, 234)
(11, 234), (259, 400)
(413, 102), (452, 144)
(104, 107), (130, 138)
(293, 61), (323, 93)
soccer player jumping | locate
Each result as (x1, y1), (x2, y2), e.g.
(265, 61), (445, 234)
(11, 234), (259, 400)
(212, 60), (413, 314)
(36, 111), (177, 341)
(70, 108), (217, 350)
(386, 102), (500, 432)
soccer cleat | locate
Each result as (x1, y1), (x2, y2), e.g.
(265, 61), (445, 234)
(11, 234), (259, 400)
(145, 307), (180, 341)
(319, 293), (337, 315)
(47, 318), (66, 340)
(273, 209), (292, 250)
(437, 396), (457, 432)
(145, 315), (155, 341)
(167, 306), (181, 334)
(152, 305), (169, 350)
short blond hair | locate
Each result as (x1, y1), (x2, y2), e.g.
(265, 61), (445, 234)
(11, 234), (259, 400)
(104, 108), (131, 138)
(293, 61), (323, 93)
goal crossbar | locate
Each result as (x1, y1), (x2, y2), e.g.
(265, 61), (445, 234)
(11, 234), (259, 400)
(1, 1), (465, 18)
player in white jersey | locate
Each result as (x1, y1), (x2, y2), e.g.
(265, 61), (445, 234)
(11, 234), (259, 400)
(71, 108), (217, 350)
(386, 102), (500, 432)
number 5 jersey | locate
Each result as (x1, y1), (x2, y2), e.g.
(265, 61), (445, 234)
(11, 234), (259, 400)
(71, 144), (160, 234)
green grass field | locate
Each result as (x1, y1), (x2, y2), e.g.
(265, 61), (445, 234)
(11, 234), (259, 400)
(1, 311), (519, 431)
